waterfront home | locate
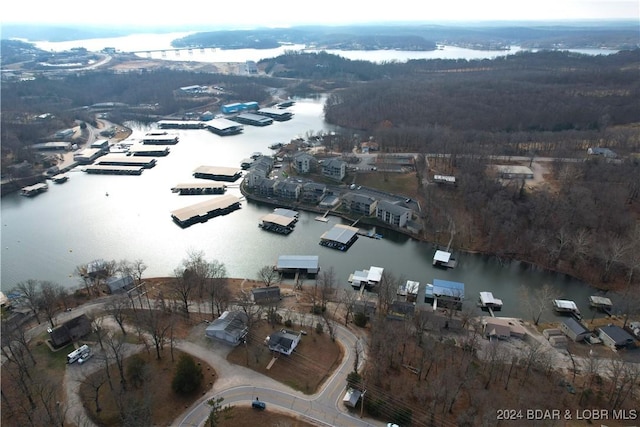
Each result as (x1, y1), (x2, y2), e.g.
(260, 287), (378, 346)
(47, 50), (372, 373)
(376, 200), (412, 228)
(482, 317), (527, 340)
(301, 182), (327, 204)
(254, 177), (277, 197)
(48, 314), (92, 348)
(342, 193), (378, 216)
(273, 180), (301, 200)
(205, 311), (249, 346)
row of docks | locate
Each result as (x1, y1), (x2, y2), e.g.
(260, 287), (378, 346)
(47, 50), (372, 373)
(170, 194), (242, 228)
(82, 156), (156, 175)
(171, 183), (227, 195)
(141, 132), (180, 145)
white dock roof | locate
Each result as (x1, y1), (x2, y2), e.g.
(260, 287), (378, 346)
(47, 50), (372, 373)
(479, 292), (503, 306)
(260, 213), (296, 227)
(554, 299), (578, 310)
(433, 250), (452, 263)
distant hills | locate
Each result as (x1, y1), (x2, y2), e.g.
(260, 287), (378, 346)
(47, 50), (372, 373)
(2, 21), (638, 51)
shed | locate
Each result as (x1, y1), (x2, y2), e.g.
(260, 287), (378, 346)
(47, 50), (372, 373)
(343, 388), (362, 408)
(543, 328), (563, 339)
(251, 287), (281, 304)
(205, 311), (248, 346)
(598, 325), (636, 350)
(560, 317), (590, 342)
(106, 275), (134, 294)
(549, 335), (568, 348)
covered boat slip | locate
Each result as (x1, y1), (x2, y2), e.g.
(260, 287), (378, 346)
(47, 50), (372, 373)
(589, 295), (613, 312)
(349, 266), (384, 290)
(96, 156), (157, 168)
(170, 194), (241, 228)
(319, 224), (359, 251)
(553, 299), (582, 320)
(425, 278), (465, 310)
(259, 213), (296, 234)
(193, 165), (243, 182)
(433, 250), (457, 268)
(20, 182), (49, 196)
(83, 165), (144, 175)
(128, 146), (170, 156)
(142, 133), (179, 144)
(206, 118), (244, 136)
(275, 255), (319, 277)
(171, 182), (227, 195)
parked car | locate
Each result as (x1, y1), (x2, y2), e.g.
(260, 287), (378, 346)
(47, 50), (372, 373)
(78, 352), (93, 364)
(252, 400), (266, 410)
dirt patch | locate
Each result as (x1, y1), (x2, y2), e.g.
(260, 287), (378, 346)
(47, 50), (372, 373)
(217, 406), (318, 427)
(227, 320), (343, 395)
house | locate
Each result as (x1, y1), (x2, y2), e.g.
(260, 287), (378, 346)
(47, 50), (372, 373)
(388, 301), (416, 320)
(254, 177), (276, 196)
(342, 193), (378, 216)
(48, 314), (92, 348)
(251, 287), (281, 304)
(106, 275), (134, 294)
(292, 152), (316, 174)
(266, 329), (301, 355)
(321, 158), (346, 181)
(376, 200), (412, 228)
(482, 317), (527, 340)
(598, 325), (636, 350)
(560, 317), (591, 342)
(205, 311), (248, 346)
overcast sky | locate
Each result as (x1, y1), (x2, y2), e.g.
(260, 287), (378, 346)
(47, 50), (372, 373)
(1, 0), (637, 28)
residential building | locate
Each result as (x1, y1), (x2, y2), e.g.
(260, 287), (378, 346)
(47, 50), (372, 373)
(342, 192), (378, 216)
(301, 182), (327, 204)
(292, 152), (316, 174)
(254, 177), (276, 196)
(493, 165), (534, 180)
(106, 275), (134, 294)
(322, 158), (346, 181)
(266, 329), (301, 355)
(48, 314), (92, 348)
(273, 180), (301, 200)
(205, 311), (248, 346)
(376, 200), (412, 228)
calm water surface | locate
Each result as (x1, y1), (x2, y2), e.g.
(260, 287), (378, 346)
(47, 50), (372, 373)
(0, 98), (605, 321)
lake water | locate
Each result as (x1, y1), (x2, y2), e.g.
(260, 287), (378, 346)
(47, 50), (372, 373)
(29, 32), (619, 63)
(0, 98), (605, 321)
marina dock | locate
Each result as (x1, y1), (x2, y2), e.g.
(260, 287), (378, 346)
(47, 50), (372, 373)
(96, 156), (157, 168)
(231, 113), (273, 127)
(259, 212), (297, 235)
(20, 182), (48, 196)
(193, 166), (243, 182)
(128, 146), (170, 156)
(433, 250), (457, 268)
(589, 295), (613, 315)
(170, 194), (241, 228)
(142, 132), (179, 145)
(478, 291), (503, 316)
(206, 118), (244, 136)
(51, 173), (69, 184)
(256, 108), (294, 121)
(171, 183), (227, 195)
(83, 165), (144, 175)
(553, 299), (582, 320)
(319, 224), (359, 251)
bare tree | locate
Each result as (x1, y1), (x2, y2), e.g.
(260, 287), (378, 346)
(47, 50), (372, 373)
(106, 295), (130, 335)
(519, 283), (561, 325)
(38, 281), (63, 329)
(257, 265), (279, 288)
(340, 289), (358, 326)
(12, 280), (42, 324)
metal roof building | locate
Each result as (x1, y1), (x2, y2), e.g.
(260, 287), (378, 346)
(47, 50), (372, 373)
(276, 255), (319, 274)
(205, 311), (248, 346)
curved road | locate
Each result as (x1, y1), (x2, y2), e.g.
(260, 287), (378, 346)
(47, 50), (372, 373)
(174, 323), (380, 427)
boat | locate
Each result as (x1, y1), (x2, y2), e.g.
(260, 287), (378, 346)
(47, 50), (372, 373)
(553, 299), (582, 320)
(20, 182), (49, 197)
(478, 291), (503, 312)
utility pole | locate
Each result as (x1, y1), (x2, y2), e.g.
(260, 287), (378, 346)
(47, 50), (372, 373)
(360, 389), (366, 418)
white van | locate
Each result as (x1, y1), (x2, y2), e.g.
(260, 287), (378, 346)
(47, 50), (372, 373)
(67, 344), (90, 364)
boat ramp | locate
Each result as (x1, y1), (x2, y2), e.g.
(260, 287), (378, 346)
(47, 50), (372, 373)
(20, 182), (48, 197)
(170, 194), (241, 228)
(171, 183), (227, 195)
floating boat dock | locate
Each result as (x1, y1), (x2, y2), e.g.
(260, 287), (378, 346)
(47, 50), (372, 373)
(51, 173), (69, 184)
(319, 224), (359, 251)
(232, 113), (273, 127)
(83, 165), (144, 175)
(433, 250), (457, 268)
(96, 156), (157, 168)
(256, 108), (293, 121)
(259, 212), (297, 235)
(142, 132), (179, 145)
(157, 120), (206, 129)
(589, 295), (613, 315)
(553, 299), (582, 320)
(171, 183), (227, 195)
(425, 279), (465, 311)
(170, 194), (241, 228)
(128, 146), (170, 156)
(206, 118), (244, 136)
(193, 165), (243, 182)
(478, 291), (503, 316)
(20, 182), (48, 196)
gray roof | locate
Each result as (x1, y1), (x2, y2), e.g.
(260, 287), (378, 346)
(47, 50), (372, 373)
(343, 192), (376, 205)
(251, 286), (281, 303)
(206, 311), (248, 338)
(377, 199), (412, 216)
(562, 317), (589, 335)
(277, 255), (319, 270)
(599, 325), (635, 345)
